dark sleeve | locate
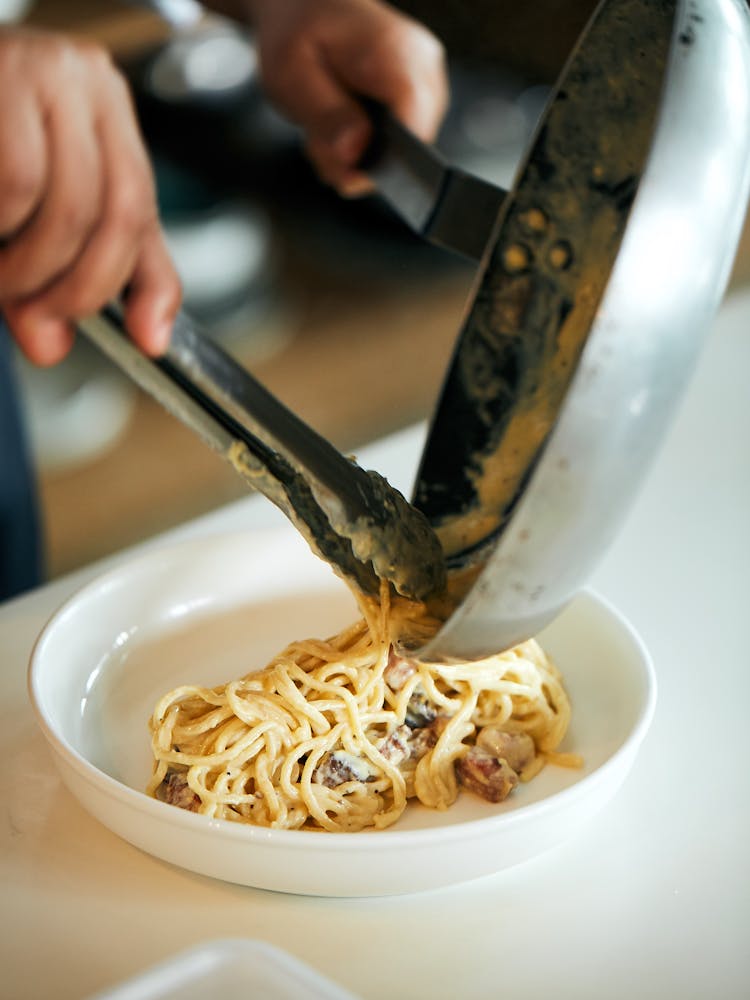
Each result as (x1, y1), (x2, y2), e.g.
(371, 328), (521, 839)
(0, 324), (44, 601)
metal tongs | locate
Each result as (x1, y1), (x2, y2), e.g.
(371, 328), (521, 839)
(77, 304), (445, 603)
(74, 99), (510, 612)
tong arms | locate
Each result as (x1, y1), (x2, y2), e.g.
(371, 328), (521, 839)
(77, 304), (445, 602)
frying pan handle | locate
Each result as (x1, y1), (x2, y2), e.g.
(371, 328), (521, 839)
(359, 99), (506, 262)
(359, 98), (447, 231)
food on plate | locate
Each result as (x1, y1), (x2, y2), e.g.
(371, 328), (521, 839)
(148, 585), (580, 832)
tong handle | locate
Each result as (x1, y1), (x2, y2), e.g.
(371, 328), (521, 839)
(78, 305), (237, 462)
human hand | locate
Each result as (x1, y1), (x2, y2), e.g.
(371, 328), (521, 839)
(0, 28), (180, 366)
(245, 0), (448, 195)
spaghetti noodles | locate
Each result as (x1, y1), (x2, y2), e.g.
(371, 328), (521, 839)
(148, 584), (578, 832)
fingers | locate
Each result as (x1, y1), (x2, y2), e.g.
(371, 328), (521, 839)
(0, 88), (46, 241)
(124, 227), (181, 357)
(0, 83), (103, 302)
(0, 30), (181, 365)
(253, 0), (448, 196)
(4, 307), (75, 367)
(13, 74), (180, 358)
(325, 4), (449, 143)
(6, 223), (180, 366)
(318, 9), (449, 195)
(260, 38), (375, 194)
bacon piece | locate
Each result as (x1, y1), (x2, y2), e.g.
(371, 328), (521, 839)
(407, 720), (442, 761)
(378, 725), (412, 766)
(313, 751), (376, 788)
(157, 769), (201, 812)
(377, 719), (444, 777)
(383, 649), (438, 729)
(405, 686), (438, 728)
(407, 726), (436, 761)
(384, 649), (417, 691)
(475, 728), (536, 775)
(456, 747), (519, 803)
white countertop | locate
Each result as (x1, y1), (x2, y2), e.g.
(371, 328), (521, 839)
(2, 289), (749, 1000)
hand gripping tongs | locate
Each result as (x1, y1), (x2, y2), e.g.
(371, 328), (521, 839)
(76, 303), (445, 603)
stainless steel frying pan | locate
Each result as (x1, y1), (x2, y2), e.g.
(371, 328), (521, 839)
(379, 0), (750, 657)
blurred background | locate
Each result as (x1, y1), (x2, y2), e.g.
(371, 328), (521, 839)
(5, 0), (750, 581)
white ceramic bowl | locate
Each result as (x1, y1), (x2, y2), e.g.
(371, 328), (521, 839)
(29, 529), (655, 897)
